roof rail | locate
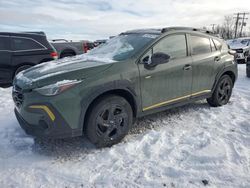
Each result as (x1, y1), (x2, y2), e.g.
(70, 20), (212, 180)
(20, 31), (46, 36)
(161, 27), (214, 35)
(51, 39), (69, 42)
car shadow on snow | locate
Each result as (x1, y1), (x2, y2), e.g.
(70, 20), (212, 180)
(32, 100), (211, 158)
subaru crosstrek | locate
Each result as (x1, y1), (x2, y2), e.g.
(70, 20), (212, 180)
(13, 27), (237, 147)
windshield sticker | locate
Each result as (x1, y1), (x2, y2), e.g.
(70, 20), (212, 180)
(142, 34), (158, 39)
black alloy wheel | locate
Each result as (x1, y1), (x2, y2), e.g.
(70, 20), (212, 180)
(85, 95), (133, 148)
(207, 75), (233, 107)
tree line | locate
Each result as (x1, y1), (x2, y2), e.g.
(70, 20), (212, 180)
(204, 16), (250, 40)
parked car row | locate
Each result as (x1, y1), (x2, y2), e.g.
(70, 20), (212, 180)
(0, 32), (58, 87)
(50, 39), (95, 58)
(12, 27), (238, 147)
(0, 32), (107, 87)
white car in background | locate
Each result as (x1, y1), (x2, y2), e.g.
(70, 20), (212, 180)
(227, 38), (250, 64)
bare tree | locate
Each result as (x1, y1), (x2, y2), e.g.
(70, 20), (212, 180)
(223, 16), (235, 39)
(213, 16), (235, 39)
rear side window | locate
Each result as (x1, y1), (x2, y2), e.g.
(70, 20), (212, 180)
(12, 37), (45, 51)
(213, 39), (222, 51)
(191, 35), (211, 55)
(153, 34), (187, 59)
(0, 37), (10, 51)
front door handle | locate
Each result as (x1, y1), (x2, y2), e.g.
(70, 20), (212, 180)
(214, 56), (221, 62)
(183, 64), (192, 71)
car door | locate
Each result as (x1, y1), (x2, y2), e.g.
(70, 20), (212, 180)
(138, 34), (193, 111)
(189, 34), (221, 94)
(0, 36), (12, 84)
(11, 36), (48, 68)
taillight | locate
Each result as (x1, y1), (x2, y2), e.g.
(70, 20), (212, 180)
(83, 43), (89, 53)
(50, 52), (58, 60)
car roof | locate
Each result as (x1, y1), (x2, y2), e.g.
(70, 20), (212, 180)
(0, 31), (46, 38)
(122, 27), (216, 38)
(122, 28), (162, 35)
(237, 37), (250, 40)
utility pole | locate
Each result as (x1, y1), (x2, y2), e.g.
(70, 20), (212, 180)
(211, 24), (216, 33)
(234, 13), (240, 38)
(240, 13), (249, 37)
(234, 12), (249, 38)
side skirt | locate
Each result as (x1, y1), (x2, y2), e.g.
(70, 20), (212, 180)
(137, 93), (212, 118)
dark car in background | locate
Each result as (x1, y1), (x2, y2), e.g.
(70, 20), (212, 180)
(50, 39), (95, 58)
(0, 32), (58, 87)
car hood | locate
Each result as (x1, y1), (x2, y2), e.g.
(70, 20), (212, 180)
(14, 54), (115, 89)
(230, 43), (249, 50)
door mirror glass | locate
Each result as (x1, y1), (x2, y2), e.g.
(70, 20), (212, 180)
(150, 52), (170, 66)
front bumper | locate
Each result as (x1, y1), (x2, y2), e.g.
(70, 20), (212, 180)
(14, 105), (82, 139)
(235, 53), (245, 60)
(12, 82), (84, 139)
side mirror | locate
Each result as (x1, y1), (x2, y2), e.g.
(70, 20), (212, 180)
(228, 50), (236, 56)
(150, 52), (170, 67)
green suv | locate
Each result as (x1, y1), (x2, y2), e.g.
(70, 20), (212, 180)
(13, 27), (237, 147)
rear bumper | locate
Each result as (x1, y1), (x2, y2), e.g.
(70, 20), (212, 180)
(15, 107), (82, 139)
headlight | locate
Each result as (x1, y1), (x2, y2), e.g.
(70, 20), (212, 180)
(34, 80), (81, 96)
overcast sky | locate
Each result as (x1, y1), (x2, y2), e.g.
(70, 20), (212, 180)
(0, 0), (249, 41)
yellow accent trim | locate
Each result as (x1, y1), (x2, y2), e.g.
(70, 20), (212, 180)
(29, 105), (55, 121)
(143, 90), (211, 111)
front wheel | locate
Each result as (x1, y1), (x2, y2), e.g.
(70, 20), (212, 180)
(207, 75), (233, 107)
(85, 95), (133, 148)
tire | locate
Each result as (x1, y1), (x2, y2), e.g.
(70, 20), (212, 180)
(60, 53), (75, 58)
(207, 75), (233, 107)
(247, 65), (250, 78)
(247, 56), (250, 62)
(85, 95), (133, 148)
(15, 65), (32, 77)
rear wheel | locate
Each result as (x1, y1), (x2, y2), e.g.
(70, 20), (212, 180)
(207, 75), (233, 107)
(85, 95), (133, 148)
(60, 53), (75, 58)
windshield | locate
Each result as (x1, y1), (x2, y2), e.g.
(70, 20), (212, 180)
(229, 39), (250, 46)
(88, 33), (159, 61)
(241, 39), (250, 46)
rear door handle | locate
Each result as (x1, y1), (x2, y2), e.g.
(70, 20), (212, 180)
(214, 56), (221, 62)
(183, 64), (192, 71)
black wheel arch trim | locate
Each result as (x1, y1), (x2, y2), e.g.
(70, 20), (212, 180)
(212, 64), (237, 93)
(78, 80), (140, 134)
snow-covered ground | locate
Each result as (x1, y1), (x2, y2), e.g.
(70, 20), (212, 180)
(0, 65), (250, 188)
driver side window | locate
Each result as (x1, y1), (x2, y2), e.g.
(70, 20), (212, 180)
(153, 34), (187, 59)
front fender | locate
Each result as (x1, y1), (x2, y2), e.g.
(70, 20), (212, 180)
(78, 80), (140, 132)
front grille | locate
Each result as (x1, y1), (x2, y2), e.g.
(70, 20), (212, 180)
(12, 85), (24, 108)
(236, 49), (243, 53)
